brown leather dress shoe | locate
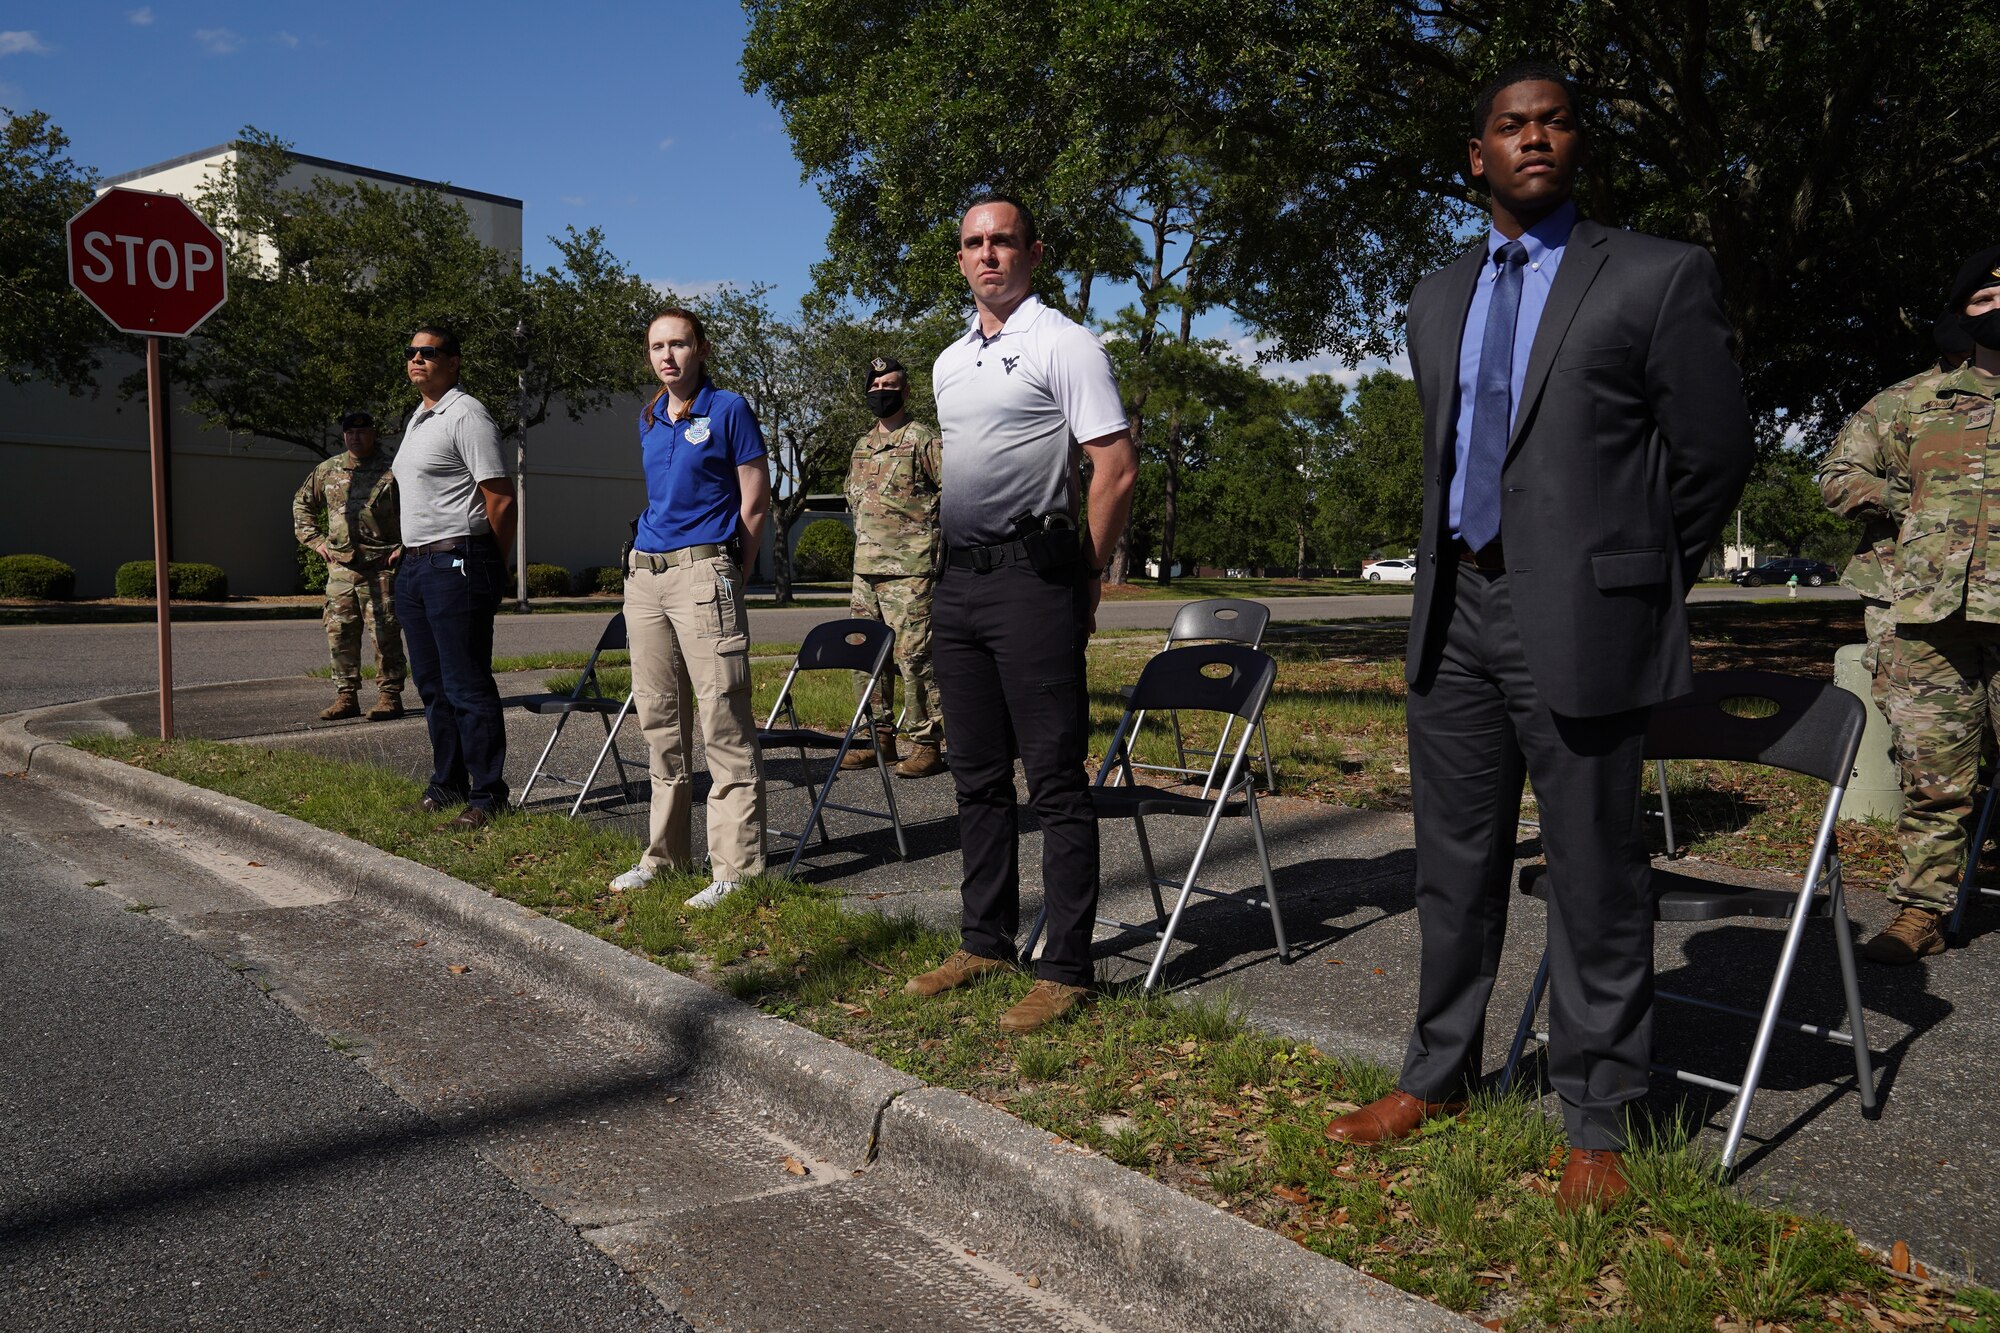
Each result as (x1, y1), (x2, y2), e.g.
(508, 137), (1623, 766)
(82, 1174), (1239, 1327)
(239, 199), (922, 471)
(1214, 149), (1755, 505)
(997, 979), (1091, 1033)
(402, 795), (451, 816)
(1553, 1148), (1630, 1212)
(448, 806), (495, 830)
(904, 947), (1012, 997)
(1323, 1089), (1468, 1145)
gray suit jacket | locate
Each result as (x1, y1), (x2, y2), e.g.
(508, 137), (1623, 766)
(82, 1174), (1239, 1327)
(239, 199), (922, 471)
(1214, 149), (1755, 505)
(1403, 218), (1754, 717)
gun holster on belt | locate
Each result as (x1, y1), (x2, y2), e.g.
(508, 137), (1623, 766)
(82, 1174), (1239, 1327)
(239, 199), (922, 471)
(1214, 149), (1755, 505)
(1009, 509), (1081, 573)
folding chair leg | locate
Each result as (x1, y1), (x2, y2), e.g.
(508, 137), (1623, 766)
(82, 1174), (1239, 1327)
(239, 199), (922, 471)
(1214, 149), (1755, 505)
(1718, 860), (1826, 1172)
(1023, 905), (1047, 962)
(1246, 790), (1289, 961)
(568, 700), (636, 816)
(875, 737), (908, 860)
(1140, 799), (1233, 991)
(1257, 717), (1278, 796)
(517, 711), (571, 810)
(1170, 708), (1189, 773)
(1200, 716), (1234, 799)
(1656, 759), (1678, 858)
(1133, 813), (1167, 923)
(1829, 875), (1878, 1114)
(786, 742), (851, 877)
(1948, 779), (2000, 943)
(1500, 951), (1551, 1093)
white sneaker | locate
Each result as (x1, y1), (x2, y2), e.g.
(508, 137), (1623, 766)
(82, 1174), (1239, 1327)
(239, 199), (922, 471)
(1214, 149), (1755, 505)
(609, 862), (656, 892)
(684, 880), (740, 909)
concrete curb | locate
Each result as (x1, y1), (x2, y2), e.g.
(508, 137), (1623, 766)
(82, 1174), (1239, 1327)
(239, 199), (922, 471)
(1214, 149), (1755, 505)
(1, 712), (1473, 1332)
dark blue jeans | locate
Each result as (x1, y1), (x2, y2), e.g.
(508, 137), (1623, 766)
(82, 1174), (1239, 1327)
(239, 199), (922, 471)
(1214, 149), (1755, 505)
(394, 539), (509, 811)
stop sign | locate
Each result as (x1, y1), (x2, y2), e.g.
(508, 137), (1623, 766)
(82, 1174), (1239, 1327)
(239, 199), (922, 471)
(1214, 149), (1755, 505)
(67, 186), (228, 338)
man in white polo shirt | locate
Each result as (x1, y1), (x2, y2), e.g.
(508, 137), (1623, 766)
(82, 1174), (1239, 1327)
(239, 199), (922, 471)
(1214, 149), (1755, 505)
(393, 323), (516, 829)
(902, 194), (1138, 1033)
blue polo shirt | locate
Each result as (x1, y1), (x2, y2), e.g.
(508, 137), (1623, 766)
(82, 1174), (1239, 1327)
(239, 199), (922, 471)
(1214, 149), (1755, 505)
(635, 380), (768, 552)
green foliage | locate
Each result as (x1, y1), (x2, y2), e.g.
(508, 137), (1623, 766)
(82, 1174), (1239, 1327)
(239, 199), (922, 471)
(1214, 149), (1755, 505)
(791, 520), (855, 582)
(0, 554), (76, 600)
(1, 110), (110, 393)
(523, 562), (571, 598)
(171, 130), (658, 459)
(297, 543), (328, 594)
(114, 561), (229, 600)
(581, 564), (625, 595)
(1318, 371), (1426, 567)
(1739, 451), (1860, 562)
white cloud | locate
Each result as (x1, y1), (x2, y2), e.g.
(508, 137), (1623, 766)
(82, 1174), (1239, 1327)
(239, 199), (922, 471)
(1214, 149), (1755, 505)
(1218, 322), (1409, 385)
(0, 31), (51, 55)
(0, 80), (21, 102)
(559, 194), (586, 207)
(656, 137), (675, 152)
(275, 31), (299, 48)
(650, 277), (733, 302)
(127, 7), (154, 24)
(193, 27), (241, 55)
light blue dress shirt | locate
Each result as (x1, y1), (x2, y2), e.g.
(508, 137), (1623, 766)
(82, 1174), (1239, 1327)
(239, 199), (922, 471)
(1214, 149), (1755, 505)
(1448, 200), (1578, 537)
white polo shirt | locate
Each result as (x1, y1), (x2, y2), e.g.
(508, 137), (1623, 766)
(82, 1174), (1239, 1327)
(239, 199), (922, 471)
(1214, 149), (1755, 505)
(394, 386), (508, 547)
(932, 295), (1127, 548)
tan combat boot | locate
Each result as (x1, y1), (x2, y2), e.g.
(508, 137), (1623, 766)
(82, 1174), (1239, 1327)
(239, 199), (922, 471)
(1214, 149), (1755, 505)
(895, 742), (946, 779)
(366, 691), (405, 721)
(320, 690), (361, 721)
(903, 948), (1012, 997)
(997, 979), (1092, 1033)
(1859, 906), (1948, 964)
(840, 726), (899, 771)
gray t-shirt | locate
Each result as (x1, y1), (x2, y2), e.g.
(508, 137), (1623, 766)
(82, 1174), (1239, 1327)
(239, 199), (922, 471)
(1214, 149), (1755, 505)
(394, 386), (508, 547)
(932, 296), (1128, 548)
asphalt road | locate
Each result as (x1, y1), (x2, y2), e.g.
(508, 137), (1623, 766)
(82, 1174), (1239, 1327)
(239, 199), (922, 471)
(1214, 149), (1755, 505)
(0, 791), (685, 1333)
(0, 584), (1853, 717)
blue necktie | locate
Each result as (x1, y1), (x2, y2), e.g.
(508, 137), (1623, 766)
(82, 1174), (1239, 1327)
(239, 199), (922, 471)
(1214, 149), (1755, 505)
(1459, 240), (1528, 553)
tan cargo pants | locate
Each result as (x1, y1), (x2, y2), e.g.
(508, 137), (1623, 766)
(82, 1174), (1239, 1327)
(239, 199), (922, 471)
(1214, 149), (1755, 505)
(623, 553), (766, 881)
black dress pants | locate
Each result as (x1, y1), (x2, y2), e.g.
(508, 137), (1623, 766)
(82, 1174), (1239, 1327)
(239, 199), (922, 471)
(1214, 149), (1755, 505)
(1402, 561), (1653, 1149)
(932, 562), (1098, 986)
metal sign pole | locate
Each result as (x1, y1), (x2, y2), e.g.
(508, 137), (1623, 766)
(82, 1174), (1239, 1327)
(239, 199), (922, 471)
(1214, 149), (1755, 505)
(146, 335), (175, 739)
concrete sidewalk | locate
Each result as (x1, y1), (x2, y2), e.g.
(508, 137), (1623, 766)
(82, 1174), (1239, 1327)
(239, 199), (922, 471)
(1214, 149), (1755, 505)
(17, 670), (1996, 1285)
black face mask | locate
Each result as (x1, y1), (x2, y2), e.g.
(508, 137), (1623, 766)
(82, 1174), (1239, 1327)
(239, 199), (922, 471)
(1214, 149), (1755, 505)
(866, 389), (905, 419)
(1963, 309), (2000, 353)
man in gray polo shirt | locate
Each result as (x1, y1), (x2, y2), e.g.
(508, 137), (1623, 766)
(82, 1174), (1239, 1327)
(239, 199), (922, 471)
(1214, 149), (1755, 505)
(393, 324), (516, 829)
(903, 194), (1138, 1034)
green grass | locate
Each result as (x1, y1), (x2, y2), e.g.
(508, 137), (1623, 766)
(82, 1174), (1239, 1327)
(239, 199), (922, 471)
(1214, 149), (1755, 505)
(68, 733), (1990, 1330)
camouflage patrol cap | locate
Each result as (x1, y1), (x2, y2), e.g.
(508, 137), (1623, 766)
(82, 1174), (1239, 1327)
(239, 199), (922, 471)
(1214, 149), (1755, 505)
(340, 410), (376, 430)
(863, 355), (906, 387)
(1945, 243), (2000, 309)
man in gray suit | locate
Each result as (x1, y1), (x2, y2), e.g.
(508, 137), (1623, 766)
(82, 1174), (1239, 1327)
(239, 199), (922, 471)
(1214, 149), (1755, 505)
(1323, 61), (1753, 1209)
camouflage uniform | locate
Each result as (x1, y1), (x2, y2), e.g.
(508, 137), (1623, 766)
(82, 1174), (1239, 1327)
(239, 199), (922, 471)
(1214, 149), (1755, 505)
(1843, 363), (2000, 909)
(845, 418), (944, 745)
(293, 451), (406, 697)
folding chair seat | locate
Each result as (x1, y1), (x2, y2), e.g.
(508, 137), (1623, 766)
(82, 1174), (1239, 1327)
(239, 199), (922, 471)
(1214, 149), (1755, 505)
(1948, 774), (2000, 944)
(1026, 642), (1288, 990)
(515, 613), (637, 816)
(1499, 669), (1878, 1171)
(757, 618), (909, 877)
(1115, 597), (1279, 796)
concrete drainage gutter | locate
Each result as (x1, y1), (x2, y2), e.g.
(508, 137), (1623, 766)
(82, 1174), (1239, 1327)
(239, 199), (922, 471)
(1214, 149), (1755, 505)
(1, 715), (1471, 1333)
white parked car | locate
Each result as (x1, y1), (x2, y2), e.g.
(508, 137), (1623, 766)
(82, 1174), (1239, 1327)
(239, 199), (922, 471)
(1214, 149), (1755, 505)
(1362, 558), (1418, 583)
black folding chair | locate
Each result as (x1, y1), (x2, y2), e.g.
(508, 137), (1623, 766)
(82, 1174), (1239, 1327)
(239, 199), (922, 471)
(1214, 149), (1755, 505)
(1499, 670), (1878, 1172)
(515, 613), (637, 816)
(1115, 598), (1278, 796)
(1948, 773), (2000, 944)
(757, 618), (909, 877)
(1025, 643), (1288, 990)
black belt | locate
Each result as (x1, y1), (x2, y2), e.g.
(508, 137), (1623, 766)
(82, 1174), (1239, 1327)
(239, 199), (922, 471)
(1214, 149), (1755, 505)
(945, 540), (1034, 573)
(1453, 538), (1506, 572)
(408, 534), (497, 556)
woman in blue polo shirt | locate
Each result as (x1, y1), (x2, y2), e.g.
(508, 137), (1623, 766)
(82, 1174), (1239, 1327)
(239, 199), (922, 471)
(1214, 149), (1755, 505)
(612, 306), (771, 907)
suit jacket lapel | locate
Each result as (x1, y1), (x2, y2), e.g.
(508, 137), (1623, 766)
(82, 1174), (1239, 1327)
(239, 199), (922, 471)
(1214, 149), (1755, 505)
(1423, 244), (1485, 470)
(1508, 219), (1608, 449)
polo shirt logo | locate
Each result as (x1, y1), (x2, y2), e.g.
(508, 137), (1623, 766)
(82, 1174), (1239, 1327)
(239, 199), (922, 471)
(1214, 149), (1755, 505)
(686, 420), (711, 444)
(1002, 355), (1019, 375)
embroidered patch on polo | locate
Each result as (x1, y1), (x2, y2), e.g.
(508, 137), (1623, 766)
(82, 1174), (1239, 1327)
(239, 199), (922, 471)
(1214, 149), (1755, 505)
(686, 420), (711, 444)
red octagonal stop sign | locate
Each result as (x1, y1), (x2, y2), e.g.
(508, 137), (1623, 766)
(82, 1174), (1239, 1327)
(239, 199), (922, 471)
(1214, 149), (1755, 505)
(67, 186), (229, 338)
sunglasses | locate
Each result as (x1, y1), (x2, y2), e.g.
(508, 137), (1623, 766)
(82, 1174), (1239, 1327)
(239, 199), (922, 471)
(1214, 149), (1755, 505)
(405, 345), (454, 363)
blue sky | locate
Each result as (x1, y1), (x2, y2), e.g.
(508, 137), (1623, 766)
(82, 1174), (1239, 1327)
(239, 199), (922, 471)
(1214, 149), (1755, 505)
(4, 1), (1387, 380)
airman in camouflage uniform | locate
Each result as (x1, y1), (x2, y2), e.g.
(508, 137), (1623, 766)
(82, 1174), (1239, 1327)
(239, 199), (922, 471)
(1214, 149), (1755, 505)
(842, 355), (947, 778)
(1831, 245), (2000, 962)
(293, 411), (406, 722)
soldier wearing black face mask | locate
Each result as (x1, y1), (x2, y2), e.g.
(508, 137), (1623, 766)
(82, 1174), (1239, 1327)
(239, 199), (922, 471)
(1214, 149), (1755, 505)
(840, 355), (948, 778)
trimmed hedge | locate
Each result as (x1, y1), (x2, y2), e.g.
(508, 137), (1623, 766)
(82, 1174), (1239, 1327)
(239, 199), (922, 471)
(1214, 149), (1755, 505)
(114, 561), (230, 601)
(582, 564), (625, 595)
(524, 563), (571, 598)
(0, 554), (77, 600)
(792, 520), (855, 582)
(297, 543), (329, 595)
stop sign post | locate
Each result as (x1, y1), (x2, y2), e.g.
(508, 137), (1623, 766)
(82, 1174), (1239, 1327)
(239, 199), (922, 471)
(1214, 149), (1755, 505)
(68, 187), (230, 740)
